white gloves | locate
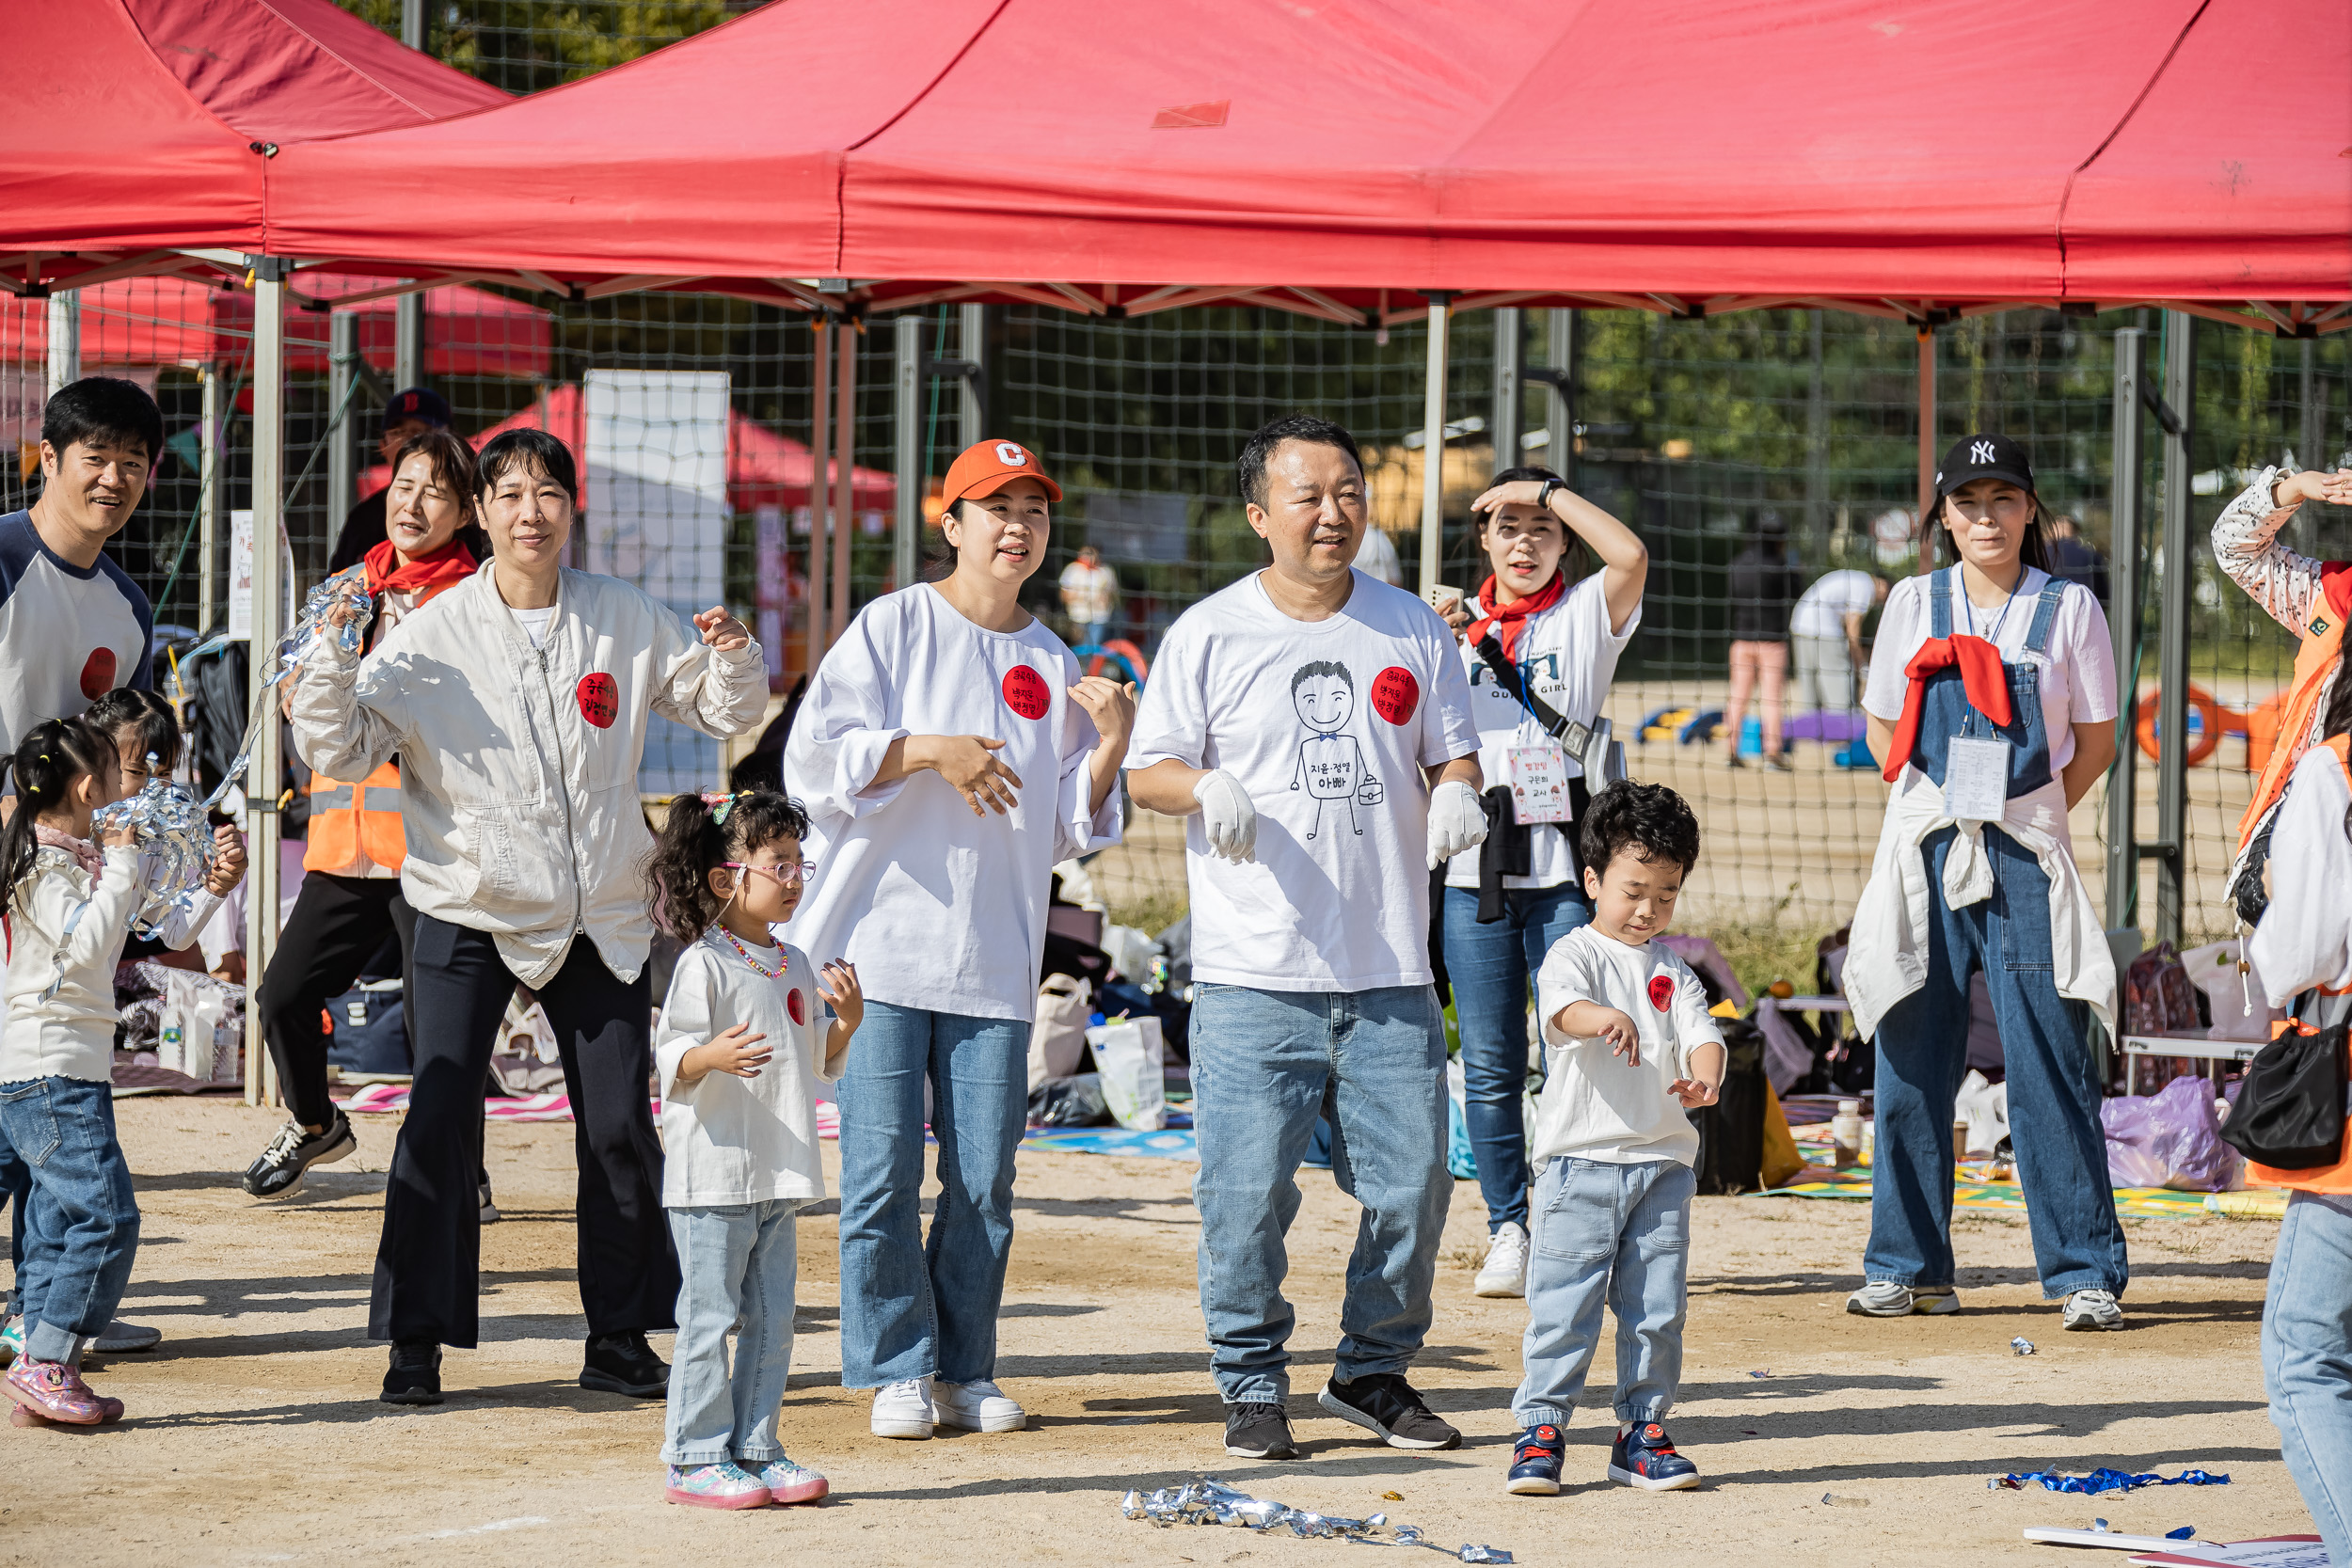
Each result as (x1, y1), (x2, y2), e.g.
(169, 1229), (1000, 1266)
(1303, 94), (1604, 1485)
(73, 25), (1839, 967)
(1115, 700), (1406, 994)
(1193, 768), (1258, 863)
(1426, 778), (1488, 869)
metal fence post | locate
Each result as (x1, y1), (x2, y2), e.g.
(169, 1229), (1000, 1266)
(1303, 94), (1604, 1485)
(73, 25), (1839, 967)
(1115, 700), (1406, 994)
(958, 303), (986, 447)
(328, 310), (358, 529)
(1547, 309), (1575, 488)
(2155, 310), (2194, 947)
(806, 315), (832, 659)
(1915, 326), (1938, 526)
(45, 292), (79, 397)
(832, 320), (856, 641)
(199, 363), (223, 637)
(894, 314), (923, 592)
(2106, 327), (2145, 933)
(1418, 293), (1451, 594)
(1491, 307), (1521, 475)
(246, 262), (287, 1107)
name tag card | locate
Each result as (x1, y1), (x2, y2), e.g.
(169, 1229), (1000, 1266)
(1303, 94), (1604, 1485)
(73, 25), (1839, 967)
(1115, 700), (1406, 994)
(1942, 736), (2010, 822)
(1508, 743), (1574, 824)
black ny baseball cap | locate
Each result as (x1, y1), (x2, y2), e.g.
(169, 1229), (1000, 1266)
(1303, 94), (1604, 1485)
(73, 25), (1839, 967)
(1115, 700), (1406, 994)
(1933, 433), (2035, 501)
(383, 387), (452, 434)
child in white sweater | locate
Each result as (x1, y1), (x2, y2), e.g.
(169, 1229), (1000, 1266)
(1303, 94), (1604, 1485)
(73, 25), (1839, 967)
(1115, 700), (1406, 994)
(1507, 781), (1724, 1499)
(0, 715), (245, 1426)
(646, 788), (861, 1510)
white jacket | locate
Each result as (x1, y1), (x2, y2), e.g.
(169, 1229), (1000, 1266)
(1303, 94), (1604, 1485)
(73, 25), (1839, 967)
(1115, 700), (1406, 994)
(3, 845), (216, 1082)
(290, 564), (767, 988)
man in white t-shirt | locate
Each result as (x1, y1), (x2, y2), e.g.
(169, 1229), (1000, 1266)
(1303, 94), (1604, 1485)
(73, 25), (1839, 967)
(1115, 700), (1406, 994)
(1058, 544), (1120, 649)
(1129, 415), (1486, 1463)
(1788, 568), (1884, 722)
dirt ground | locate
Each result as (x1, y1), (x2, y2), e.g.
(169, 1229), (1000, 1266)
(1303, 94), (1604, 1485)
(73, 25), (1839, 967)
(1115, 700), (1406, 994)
(0, 1098), (2306, 1567)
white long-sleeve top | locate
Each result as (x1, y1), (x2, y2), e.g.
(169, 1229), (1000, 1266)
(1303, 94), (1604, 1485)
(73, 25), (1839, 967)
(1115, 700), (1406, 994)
(2214, 465), (2346, 761)
(2249, 745), (2352, 1008)
(2, 844), (215, 1083)
(289, 564), (768, 988)
(781, 584), (1119, 1022)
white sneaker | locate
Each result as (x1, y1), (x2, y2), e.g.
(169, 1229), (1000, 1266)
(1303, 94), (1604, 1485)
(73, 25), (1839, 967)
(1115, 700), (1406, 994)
(2061, 1289), (2125, 1331)
(933, 1377), (1026, 1433)
(1474, 1223), (1530, 1298)
(1845, 1281), (1960, 1317)
(870, 1377), (937, 1438)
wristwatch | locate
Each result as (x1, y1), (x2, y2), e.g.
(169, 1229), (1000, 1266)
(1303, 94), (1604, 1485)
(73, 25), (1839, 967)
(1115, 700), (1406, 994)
(1537, 477), (1563, 510)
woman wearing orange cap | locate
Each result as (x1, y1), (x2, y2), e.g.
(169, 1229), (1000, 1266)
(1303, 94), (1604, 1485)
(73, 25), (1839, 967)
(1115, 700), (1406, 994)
(783, 439), (1134, 1442)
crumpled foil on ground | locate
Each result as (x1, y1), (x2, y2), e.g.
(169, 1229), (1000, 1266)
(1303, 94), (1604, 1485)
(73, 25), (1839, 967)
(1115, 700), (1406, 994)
(91, 776), (219, 936)
(1120, 1479), (1511, 1561)
(1991, 1467), (2230, 1494)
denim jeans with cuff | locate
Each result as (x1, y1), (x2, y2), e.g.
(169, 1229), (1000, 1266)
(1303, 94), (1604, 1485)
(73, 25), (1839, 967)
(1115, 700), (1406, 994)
(663, 1198), (801, 1466)
(1513, 1155), (1693, 1429)
(0, 1077), (140, 1364)
(2265, 1191), (2352, 1567)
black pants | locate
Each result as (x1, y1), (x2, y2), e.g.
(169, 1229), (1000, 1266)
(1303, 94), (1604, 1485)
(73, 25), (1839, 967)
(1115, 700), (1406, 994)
(372, 913), (675, 1347)
(256, 874), (417, 1129)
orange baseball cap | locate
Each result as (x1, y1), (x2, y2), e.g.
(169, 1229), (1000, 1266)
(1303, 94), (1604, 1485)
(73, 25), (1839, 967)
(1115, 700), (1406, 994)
(942, 438), (1061, 507)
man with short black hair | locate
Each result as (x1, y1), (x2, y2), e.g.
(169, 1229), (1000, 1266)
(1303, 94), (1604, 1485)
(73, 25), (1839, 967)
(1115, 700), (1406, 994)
(328, 386), (453, 572)
(1129, 413), (1486, 1461)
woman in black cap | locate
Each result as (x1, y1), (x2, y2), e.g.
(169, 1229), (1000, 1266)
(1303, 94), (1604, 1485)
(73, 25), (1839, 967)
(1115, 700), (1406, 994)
(1840, 435), (2127, 1331)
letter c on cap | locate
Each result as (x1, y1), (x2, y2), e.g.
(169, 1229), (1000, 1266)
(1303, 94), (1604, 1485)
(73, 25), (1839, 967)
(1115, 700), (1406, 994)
(995, 442), (1027, 467)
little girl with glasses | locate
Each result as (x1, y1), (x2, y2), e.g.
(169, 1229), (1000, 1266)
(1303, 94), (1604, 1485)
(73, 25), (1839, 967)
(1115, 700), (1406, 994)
(645, 788), (861, 1509)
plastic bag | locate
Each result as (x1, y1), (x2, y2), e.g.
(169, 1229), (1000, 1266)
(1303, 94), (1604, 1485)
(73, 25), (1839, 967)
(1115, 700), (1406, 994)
(1028, 1072), (1111, 1127)
(1029, 974), (1091, 1093)
(1089, 1015), (1168, 1131)
(157, 970), (233, 1081)
(2101, 1074), (2241, 1192)
(2179, 939), (2280, 1043)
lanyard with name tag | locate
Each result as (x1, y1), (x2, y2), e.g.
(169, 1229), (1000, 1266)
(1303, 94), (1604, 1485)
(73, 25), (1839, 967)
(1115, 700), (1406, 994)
(1942, 735), (2010, 821)
(1507, 742), (1574, 823)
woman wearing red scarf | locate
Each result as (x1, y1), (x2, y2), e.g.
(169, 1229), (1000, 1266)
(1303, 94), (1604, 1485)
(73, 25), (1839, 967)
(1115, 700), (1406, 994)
(1434, 466), (1647, 1299)
(240, 430), (486, 1203)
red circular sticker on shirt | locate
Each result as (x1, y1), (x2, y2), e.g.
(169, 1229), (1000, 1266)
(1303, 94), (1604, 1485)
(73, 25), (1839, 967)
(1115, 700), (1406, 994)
(576, 672), (619, 728)
(1001, 665), (1051, 721)
(787, 988), (807, 1027)
(79, 648), (116, 700)
(1369, 665), (1420, 725)
(1647, 974), (1675, 1013)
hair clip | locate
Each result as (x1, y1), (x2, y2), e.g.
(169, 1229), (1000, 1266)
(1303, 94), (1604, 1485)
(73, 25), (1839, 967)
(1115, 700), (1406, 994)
(699, 789), (745, 826)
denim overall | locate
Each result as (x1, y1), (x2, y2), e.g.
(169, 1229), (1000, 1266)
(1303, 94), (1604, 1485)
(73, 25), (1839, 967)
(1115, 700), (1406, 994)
(1865, 568), (2128, 1299)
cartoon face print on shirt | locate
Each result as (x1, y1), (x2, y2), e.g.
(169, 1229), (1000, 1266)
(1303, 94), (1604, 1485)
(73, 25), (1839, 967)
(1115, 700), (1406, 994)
(1288, 659), (1384, 842)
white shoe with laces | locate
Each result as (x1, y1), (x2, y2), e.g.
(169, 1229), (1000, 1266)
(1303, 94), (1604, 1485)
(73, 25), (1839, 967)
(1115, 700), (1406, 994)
(2062, 1288), (2125, 1331)
(1845, 1281), (1960, 1317)
(933, 1377), (1026, 1433)
(1474, 1222), (1530, 1298)
(870, 1376), (937, 1438)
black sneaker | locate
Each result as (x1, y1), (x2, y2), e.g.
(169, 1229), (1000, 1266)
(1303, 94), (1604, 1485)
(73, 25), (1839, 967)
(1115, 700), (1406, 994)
(242, 1113), (358, 1199)
(580, 1331), (669, 1398)
(381, 1340), (442, 1405)
(1318, 1373), (1460, 1450)
(1224, 1401), (1296, 1459)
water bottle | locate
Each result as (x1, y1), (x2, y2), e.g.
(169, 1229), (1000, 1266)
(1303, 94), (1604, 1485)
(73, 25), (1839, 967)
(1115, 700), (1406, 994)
(1832, 1100), (1865, 1168)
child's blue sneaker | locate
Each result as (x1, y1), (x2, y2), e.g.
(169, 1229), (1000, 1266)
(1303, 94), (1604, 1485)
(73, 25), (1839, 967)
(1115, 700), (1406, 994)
(0, 1316), (23, 1369)
(754, 1457), (829, 1506)
(1507, 1423), (1565, 1496)
(1608, 1422), (1700, 1491)
(664, 1461), (771, 1511)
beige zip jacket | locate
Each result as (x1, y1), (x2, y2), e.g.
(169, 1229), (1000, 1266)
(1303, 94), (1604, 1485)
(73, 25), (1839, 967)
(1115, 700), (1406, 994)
(289, 564), (766, 987)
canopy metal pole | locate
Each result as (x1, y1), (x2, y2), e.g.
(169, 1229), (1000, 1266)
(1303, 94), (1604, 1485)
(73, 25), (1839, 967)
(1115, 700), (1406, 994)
(958, 304), (986, 447)
(198, 364), (222, 637)
(45, 292), (80, 396)
(893, 315), (922, 592)
(1547, 309), (1575, 487)
(328, 311), (358, 529)
(831, 320), (856, 641)
(2154, 310), (2193, 948)
(394, 297), (422, 394)
(805, 316), (832, 661)
(1915, 326), (1937, 529)
(2106, 327), (2146, 932)
(246, 262), (287, 1107)
(1490, 306), (1522, 476)
(2301, 338), (2320, 468)
(1418, 293), (1452, 594)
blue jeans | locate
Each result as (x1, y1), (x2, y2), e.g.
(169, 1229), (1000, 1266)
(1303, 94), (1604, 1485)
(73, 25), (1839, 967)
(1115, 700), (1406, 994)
(1867, 826), (2128, 1299)
(834, 1002), (1026, 1387)
(1514, 1156), (1694, 1428)
(1442, 882), (1594, 1232)
(1191, 982), (1451, 1404)
(664, 1199), (801, 1466)
(2265, 1192), (2352, 1566)
(0, 1078), (140, 1364)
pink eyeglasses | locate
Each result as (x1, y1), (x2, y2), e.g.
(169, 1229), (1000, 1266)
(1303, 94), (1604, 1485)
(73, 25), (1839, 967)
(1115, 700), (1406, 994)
(723, 860), (817, 888)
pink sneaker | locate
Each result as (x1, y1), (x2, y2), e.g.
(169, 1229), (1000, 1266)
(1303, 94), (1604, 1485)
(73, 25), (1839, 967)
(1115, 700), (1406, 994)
(11, 1395), (122, 1426)
(6, 1358), (106, 1425)
(755, 1457), (830, 1505)
(663, 1462), (771, 1510)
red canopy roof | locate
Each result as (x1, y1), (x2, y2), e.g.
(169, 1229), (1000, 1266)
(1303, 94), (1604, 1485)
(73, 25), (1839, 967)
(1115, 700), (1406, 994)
(0, 0), (506, 293)
(260, 0), (2351, 330)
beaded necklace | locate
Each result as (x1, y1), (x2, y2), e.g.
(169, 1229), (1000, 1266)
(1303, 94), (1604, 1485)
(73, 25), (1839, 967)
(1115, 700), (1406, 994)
(716, 922), (787, 980)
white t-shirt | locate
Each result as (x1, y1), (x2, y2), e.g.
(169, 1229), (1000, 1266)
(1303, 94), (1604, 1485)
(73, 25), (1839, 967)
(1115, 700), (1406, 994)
(1059, 560), (1119, 625)
(655, 929), (838, 1208)
(512, 604), (556, 647)
(1790, 569), (1878, 641)
(1532, 926), (1724, 1166)
(1447, 573), (1641, 892)
(1862, 566), (2118, 773)
(781, 583), (1119, 1022)
(1128, 569), (1478, 992)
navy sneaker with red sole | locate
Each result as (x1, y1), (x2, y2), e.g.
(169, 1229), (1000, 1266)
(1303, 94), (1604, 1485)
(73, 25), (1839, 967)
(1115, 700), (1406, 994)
(1608, 1422), (1699, 1490)
(1507, 1423), (1565, 1496)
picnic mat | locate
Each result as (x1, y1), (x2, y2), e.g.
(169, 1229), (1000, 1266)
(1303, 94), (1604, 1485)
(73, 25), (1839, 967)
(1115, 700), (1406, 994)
(336, 1082), (848, 1137)
(1768, 1132), (2217, 1218)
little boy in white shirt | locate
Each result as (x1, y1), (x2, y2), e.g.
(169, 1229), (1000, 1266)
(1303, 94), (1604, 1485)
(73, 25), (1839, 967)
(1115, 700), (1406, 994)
(1506, 781), (1724, 1498)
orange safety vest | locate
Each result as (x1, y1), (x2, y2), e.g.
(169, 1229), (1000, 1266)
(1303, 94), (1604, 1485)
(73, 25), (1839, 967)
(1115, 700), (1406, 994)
(2247, 735), (2352, 1196)
(2237, 562), (2352, 848)
(303, 758), (407, 877)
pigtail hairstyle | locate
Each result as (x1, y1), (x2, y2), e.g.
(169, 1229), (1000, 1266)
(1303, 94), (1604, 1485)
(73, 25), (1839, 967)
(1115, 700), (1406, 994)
(84, 686), (183, 778)
(0, 716), (117, 918)
(646, 787), (813, 942)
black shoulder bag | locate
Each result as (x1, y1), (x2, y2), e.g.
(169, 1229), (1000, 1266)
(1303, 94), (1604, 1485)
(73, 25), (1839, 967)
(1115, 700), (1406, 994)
(2217, 1012), (2348, 1171)
(1470, 632), (1592, 925)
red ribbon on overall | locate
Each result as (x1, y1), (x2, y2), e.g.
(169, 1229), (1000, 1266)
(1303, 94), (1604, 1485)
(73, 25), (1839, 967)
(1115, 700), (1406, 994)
(1880, 634), (2011, 783)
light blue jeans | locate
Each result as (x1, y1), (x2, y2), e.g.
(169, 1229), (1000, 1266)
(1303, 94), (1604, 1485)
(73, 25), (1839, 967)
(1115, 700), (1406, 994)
(663, 1198), (801, 1465)
(834, 1002), (1027, 1388)
(0, 1077), (139, 1365)
(1513, 1156), (1694, 1429)
(1191, 982), (1451, 1404)
(2265, 1191), (2352, 1567)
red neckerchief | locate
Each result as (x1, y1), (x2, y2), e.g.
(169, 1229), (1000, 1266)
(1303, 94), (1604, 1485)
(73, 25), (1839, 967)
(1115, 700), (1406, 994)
(363, 536), (477, 600)
(1880, 634), (2012, 782)
(1464, 572), (1566, 665)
